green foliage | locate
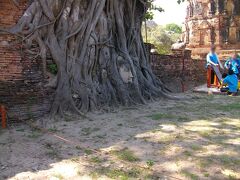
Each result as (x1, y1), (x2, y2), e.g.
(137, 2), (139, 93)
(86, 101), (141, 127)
(142, 0), (185, 54)
(47, 64), (58, 75)
(144, 11), (155, 21)
(166, 23), (182, 34)
(142, 23), (182, 54)
(144, 0), (164, 21)
(144, 0), (185, 21)
(177, 0), (185, 4)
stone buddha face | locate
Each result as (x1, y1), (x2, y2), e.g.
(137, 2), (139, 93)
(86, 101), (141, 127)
(117, 56), (134, 84)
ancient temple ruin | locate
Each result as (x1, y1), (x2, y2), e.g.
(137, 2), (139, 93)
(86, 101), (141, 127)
(183, 0), (240, 59)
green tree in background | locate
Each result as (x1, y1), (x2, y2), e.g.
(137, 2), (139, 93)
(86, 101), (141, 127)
(166, 23), (182, 34)
(143, 0), (185, 54)
(144, 1), (164, 42)
(142, 23), (182, 54)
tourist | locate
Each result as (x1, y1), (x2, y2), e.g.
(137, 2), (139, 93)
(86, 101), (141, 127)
(206, 46), (224, 69)
(224, 54), (239, 76)
(221, 69), (238, 96)
(206, 46), (223, 87)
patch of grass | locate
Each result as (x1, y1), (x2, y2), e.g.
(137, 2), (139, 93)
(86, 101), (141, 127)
(70, 157), (79, 162)
(217, 155), (240, 167)
(197, 159), (211, 169)
(198, 130), (213, 139)
(84, 149), (93, 155)
(216, 103), (240, 111)
(111, 148), (139, 162)
(44, 143), (60, 159)
(75, 146), (82, 150)
(94, 134), (106, 139)
(158, 135), (176, 144)
(177, 116), (190, 122)
(204, 173), (209, 177)
(81, 127), (92, 136)
(46, 150), (60, 159)
(127, 168), (141, 178)
(92, 127), (101, 132)
(64, 116), (75, 122)
(146, 160), (155, 167)
(154, 134), (180, 144)
(16, 128), (25, 132)
(90, 156), (102, 163)
(92, 167), (141, 179)
(181, 170), (199, 180)
(183, 150), (192, 157)
(228, 174), (238, 180)
(104, 169), (129, 179)
(48, 126), (58, 132)
(27, 131), (42, 139)
(148, 113), (176, 120)
(81, 127), (100, 136)
(196, 116), (210, 120)
(90, 172), (100, 179)
(190, 144), (203, 151)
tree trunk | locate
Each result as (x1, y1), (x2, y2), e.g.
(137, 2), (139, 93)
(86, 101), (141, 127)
(4, 0), (170, 117)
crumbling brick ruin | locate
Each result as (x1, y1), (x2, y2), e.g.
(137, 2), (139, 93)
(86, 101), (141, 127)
(0, 0), (52, 123)
(183, 0), (240, 59)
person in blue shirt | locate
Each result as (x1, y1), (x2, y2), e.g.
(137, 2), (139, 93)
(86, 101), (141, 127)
(224, 54), (239, 75)
(221, 69), (238, 96)
(206, 46), (223, 69)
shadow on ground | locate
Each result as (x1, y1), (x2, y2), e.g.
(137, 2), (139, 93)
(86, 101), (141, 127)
(0, 93), (240, 180)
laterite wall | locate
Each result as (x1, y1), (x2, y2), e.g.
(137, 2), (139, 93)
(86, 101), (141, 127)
(0, 0), (52, 124)
(150, 50), (207, 92)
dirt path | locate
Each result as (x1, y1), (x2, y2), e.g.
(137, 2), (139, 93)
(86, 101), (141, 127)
(0, 93), (240, 180)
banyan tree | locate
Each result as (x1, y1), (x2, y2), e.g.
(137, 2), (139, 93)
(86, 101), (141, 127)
(3, 0), (172, 117)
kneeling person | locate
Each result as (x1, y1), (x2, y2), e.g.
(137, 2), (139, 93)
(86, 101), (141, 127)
(224, 54), (239, 75)
(221, 70), (238, 96)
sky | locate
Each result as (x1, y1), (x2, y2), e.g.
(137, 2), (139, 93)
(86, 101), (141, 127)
(152, 0), (187, 26)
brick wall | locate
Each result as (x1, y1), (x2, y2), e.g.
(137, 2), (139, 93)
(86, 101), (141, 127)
(150, 50), (207, 92)
(0, 0), (52, 124)
(0, 0), (28, 81)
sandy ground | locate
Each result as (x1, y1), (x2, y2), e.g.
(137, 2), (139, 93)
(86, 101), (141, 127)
(0, 93), (240, 180)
